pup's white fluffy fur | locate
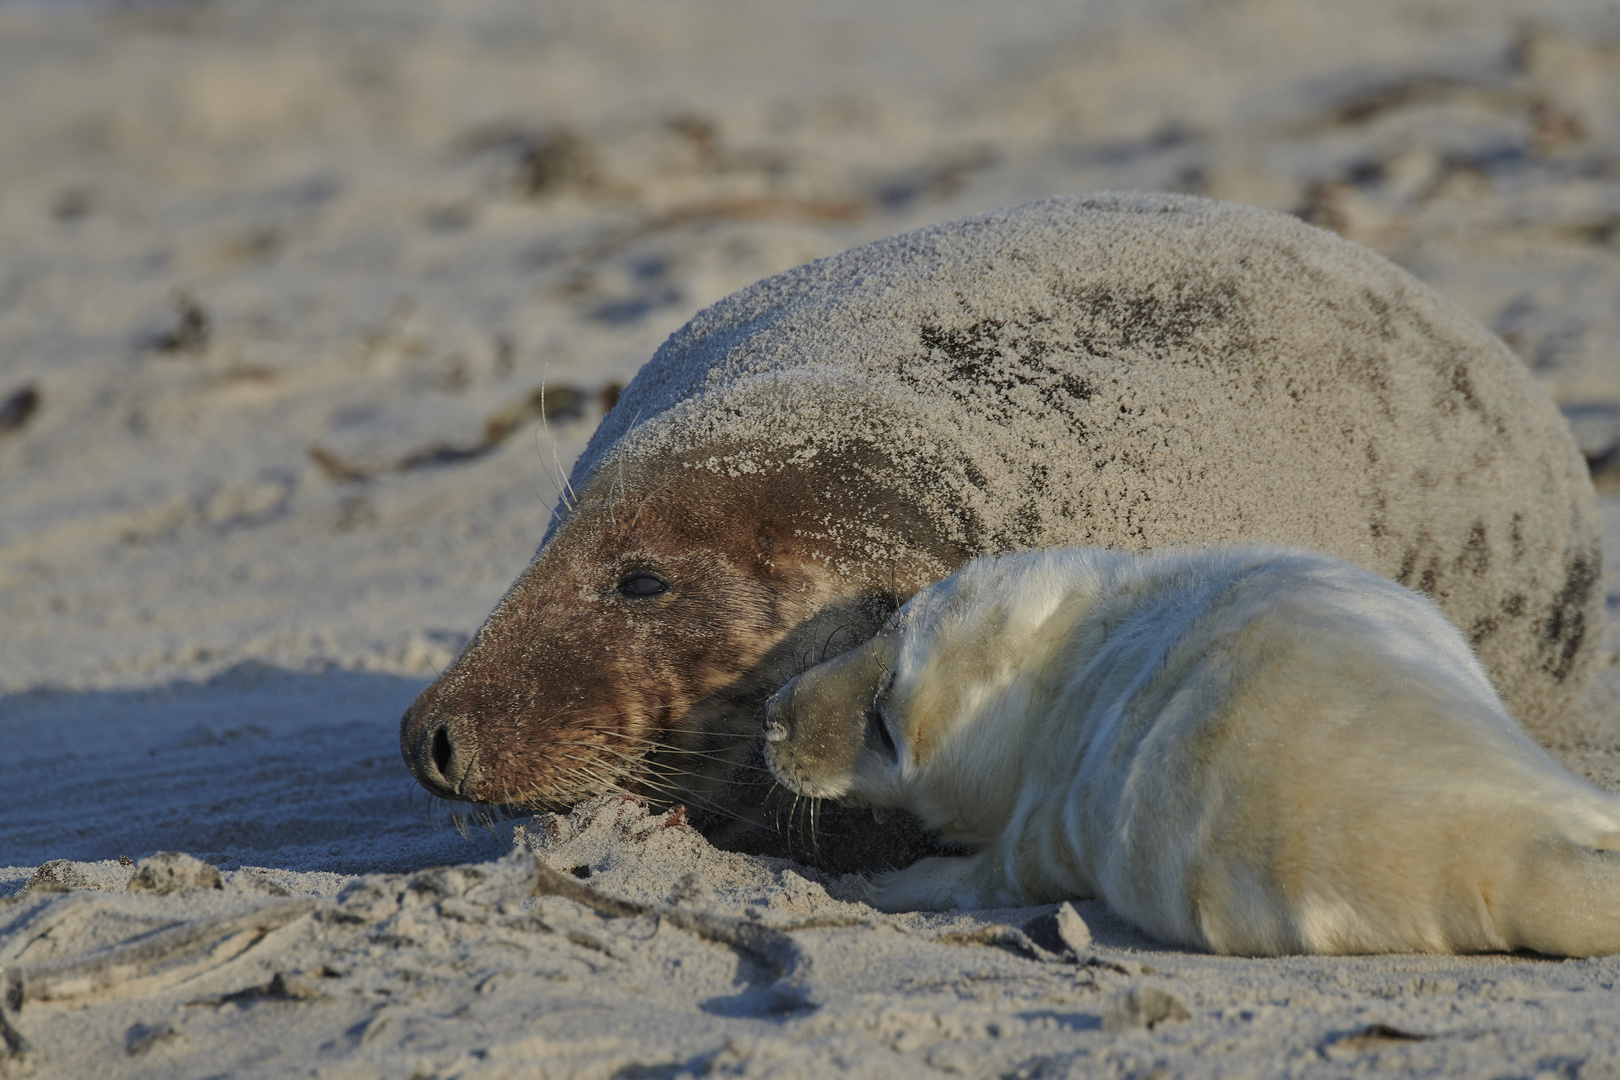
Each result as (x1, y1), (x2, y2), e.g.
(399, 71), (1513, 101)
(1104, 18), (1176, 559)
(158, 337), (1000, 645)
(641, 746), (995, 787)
(763, 547), (1620, 956)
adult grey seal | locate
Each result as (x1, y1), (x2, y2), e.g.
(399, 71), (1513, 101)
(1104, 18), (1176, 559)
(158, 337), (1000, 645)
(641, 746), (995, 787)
(399, 192), (1600, 845)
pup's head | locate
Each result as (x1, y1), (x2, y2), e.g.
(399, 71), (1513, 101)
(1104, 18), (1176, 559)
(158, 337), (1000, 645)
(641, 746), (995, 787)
(760, 618), (905, 805)
(762, 549), (1098, 808)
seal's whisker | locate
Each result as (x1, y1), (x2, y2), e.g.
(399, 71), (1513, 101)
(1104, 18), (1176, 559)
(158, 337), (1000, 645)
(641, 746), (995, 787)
(608, 729), (762, 752)
(605, 410), (645, 531)
(769, 786), (789, 840)
(634, 748), (774, 775)
(593, 731), (773, 776)
(611, 773), (760, 828)
(536, 748), (762, 828)
(764, 781), (830, 860)
(810, 797), (822, 864)
(420, 789), (459, 831)
(817, 623), (853, 664)
(530, 419), (571, 517)
(538, 376), (577, 511)
(788, 793), (806, 862)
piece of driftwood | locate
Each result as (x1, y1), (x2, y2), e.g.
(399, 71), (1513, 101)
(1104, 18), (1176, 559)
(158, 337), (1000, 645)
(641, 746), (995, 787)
(532, 860), (822, 1009)
(5, 899), (315, 1009)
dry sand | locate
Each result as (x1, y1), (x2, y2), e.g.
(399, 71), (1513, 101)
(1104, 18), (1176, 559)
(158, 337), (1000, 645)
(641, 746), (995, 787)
(1, 0), (1619, 1076)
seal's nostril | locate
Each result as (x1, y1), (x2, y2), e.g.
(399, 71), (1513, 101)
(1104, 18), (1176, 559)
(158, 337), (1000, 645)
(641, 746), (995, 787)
(430, 724), (453, 781)
(402, 706), (471, 800)
(762, 697), (789, 742)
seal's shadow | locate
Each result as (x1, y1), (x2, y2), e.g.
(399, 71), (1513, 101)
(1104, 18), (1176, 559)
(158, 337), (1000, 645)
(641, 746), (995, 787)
(0, 662), (507, 881)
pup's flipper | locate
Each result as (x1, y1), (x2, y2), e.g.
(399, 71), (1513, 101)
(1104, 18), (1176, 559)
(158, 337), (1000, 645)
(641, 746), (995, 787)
(865, 853), (1014, 912)
(1501, 838), (1620, 957)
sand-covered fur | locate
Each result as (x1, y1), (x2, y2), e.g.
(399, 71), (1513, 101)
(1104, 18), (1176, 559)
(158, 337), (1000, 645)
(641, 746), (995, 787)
(764, 547), (1620, 957)
(402, 193), (1601, 831)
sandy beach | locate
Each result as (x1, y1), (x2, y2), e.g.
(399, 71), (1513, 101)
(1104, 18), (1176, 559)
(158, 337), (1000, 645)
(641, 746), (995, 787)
(2, 0), (1619, 1075)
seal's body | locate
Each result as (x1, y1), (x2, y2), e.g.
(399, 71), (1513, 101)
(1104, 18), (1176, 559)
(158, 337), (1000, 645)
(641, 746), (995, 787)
(764, 547), (1620, 957)
(400, 194), (1600, 847)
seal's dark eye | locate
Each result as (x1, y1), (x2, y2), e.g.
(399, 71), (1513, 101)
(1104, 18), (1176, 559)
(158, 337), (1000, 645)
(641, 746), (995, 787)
(618, 573), (669, 598)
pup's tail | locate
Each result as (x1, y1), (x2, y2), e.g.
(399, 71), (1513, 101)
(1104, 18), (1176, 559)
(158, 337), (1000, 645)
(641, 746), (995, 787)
(1502, 834), (1620, 957)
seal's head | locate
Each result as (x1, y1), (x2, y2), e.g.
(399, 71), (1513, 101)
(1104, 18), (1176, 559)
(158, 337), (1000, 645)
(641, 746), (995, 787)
(399, 445), (962, 815)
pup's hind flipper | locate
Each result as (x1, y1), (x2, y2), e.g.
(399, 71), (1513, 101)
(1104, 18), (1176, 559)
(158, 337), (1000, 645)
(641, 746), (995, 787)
(1502, 839), (1620, 957)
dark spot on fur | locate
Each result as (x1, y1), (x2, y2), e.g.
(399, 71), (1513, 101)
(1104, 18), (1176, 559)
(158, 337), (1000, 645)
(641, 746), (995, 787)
(1362, 288), (1397, 340)
(1056, 278), (1250, 359)
(1059, 374), (1095, 402)
(1396, 533), (1448, 599)
(1008, 503), (1042, 548)
(1002, 463), (1052, 549)
(1448, 362), (1481, 413)
(907, 455), (988, 552)
(1510, 514), (1526, 563)
(1368, 492), (1388, 539)
(1421, 331), (1507, 433)
(1540, 552), (1599, 683)
(1503, 593), (1526, 617)
(911, 316), (1095, 411)
(1468, 615), (1499, 647)
(1456, 521), (1489, 577)
(919, 319), (1005, 369)
(1337, 349), (1396, 422)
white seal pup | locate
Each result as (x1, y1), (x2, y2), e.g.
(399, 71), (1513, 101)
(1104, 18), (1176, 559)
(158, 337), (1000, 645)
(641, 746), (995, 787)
(763, 547), (1620, 956)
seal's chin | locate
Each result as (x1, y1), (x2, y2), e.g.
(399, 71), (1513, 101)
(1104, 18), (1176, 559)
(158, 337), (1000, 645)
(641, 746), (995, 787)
(763, 740), (854, 801)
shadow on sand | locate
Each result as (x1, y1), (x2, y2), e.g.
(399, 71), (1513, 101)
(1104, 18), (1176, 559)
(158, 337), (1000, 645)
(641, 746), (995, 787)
(0, 662), (508, 878)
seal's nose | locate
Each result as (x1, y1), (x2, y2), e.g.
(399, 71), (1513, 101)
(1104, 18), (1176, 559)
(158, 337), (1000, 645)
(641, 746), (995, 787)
(763, 681), (795, 743)
(401, 707), (476, 800)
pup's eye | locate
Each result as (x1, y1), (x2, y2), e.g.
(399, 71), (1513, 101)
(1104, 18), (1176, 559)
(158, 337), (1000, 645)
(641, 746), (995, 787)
(618, 573), (669, 598)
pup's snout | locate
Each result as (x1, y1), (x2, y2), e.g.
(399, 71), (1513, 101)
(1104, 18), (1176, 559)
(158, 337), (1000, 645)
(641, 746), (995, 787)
(762, 680), (796, 743)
